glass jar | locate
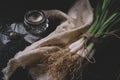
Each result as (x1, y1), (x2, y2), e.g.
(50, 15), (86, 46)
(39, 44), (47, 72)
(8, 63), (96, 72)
(24, 10), (49, 36)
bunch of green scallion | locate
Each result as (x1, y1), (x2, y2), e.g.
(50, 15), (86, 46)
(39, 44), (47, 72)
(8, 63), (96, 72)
(70, 0), (120, 60)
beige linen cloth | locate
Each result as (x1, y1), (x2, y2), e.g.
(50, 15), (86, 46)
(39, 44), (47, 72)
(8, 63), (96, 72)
(2, 0), (93, 80)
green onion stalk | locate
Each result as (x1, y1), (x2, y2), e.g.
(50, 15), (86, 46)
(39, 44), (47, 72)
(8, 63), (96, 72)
(69, 0), (120, 60)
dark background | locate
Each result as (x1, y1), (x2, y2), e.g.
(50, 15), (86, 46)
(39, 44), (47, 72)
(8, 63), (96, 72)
(0, 0), (120, 80)
(0, 0), (75, 23)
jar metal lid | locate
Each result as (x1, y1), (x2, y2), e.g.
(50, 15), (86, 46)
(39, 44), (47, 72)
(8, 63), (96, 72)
(24, 10), (46, 26)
